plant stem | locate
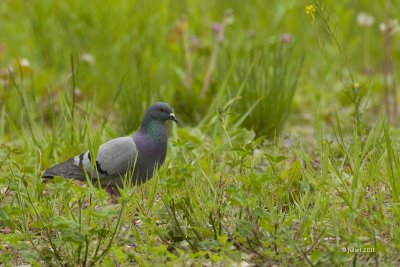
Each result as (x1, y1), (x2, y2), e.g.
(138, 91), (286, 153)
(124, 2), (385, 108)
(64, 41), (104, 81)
(70, 54), (77, 121)
(383, 0), (397, 123)
(201, 10), (232, 98)
(182, 16), (192, 89)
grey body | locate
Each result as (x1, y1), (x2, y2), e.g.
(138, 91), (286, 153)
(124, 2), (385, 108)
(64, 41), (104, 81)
(42, 102), (177, 187)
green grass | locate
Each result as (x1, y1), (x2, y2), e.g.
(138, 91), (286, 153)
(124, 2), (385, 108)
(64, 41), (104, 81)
(1, 0), (400, 266)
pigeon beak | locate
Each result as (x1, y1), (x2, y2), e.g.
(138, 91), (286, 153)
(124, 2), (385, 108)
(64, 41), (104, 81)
(169, 113), (178, 123)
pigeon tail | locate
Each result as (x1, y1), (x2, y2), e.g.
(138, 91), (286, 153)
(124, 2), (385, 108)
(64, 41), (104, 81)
(41, 157), (86, 180)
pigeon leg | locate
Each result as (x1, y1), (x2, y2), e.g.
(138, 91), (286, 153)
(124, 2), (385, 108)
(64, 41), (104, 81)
(104, 185), (120, 204)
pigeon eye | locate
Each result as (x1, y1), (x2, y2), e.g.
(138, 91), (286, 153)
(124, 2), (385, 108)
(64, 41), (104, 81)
(159, 107), (165, 112)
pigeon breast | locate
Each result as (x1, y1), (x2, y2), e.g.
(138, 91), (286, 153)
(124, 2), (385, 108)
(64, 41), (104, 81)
(133, 125), (168, 183)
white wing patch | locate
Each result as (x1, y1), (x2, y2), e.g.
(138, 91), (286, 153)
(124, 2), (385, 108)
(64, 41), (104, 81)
(73, 155), (80, 165)
(82, 151), (91, 170)
(73, 151), (91, 170)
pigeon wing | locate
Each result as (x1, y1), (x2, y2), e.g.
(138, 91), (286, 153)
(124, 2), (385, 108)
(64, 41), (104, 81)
(93, 136), (138, 179)
(42, 136), (138, 185)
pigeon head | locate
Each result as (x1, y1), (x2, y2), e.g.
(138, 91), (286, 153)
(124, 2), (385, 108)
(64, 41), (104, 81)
(143, 102), (178, 124)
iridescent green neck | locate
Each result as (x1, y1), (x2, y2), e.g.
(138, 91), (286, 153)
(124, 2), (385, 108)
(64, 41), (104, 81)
(140, 119), (164, 139)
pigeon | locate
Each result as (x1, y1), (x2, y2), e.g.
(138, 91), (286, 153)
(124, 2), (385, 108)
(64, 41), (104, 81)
(42, 102), (178, 189)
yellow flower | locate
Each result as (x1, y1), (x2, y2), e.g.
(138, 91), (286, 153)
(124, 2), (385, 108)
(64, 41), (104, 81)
(306, 4), (316, 22)
(306, 4), (316, 15)
(353, 83), (360, 88)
